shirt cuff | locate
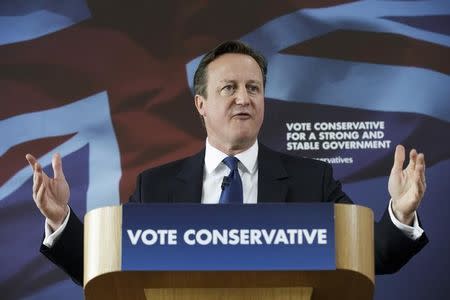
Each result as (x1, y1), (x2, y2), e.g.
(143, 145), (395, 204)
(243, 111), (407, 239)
(43, 207), (71, 248)
(388, 199), (424, 240)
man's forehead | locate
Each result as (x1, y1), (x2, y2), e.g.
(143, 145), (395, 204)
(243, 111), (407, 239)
(206, 54), (263, 82)
(218, 79), (262, 85)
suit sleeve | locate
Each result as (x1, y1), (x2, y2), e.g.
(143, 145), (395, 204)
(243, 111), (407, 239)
(374, 208), (428, 274)
(322, 162), (428, 274)
(40, 207), (84, 286)
(39, 172), (145, 286)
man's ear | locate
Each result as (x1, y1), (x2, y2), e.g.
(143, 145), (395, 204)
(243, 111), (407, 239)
(195, 94), (206, 117)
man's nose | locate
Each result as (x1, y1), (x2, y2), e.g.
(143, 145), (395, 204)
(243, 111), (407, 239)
(234, 87), (250, 105)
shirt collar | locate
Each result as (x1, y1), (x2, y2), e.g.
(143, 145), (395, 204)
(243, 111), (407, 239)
(204, 138), (258, 174)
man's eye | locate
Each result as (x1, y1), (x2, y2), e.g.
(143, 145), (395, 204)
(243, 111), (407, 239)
(220, 85), (235, 96)
(247, 85), (260, 93)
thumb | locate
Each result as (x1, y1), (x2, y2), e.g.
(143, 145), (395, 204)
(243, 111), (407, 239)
(391, 145), (405, 174)
(52, 153), (65, 179)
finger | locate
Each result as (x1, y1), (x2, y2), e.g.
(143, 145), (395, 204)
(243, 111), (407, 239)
(391, 145), (405, 173)
(414, 161), (426, 188)
(416, 153), (426, 187)
(35, 181), (46, 206)
(52, 153), (65, 180)
(416, 153), (425, 168)
(25, 154), (38, 171)
(33, 161), (42, 190)
(406, 149), (418, 172)
(33, 172), (42, 199)
(35, 161), (43, 175)
(418, 168), (426, 188)
(34, 162), (50, 185)
(414, 152), (425, 173)
(415, 173), (426, 196)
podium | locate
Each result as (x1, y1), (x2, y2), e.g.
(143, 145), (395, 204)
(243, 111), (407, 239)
(84, 204), (374, 299)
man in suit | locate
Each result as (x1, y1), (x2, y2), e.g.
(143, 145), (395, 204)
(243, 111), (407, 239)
(26, 40), (428, 286)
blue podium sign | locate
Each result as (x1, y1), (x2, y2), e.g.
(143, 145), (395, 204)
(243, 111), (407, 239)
(122, 203), (335, 271)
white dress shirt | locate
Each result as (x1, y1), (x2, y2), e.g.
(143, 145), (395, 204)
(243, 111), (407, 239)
(44, 139), (423, 247)
(202, 138), (258, 204)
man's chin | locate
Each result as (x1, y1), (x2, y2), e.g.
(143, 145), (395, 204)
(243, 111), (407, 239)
(230, 134), (257, 148)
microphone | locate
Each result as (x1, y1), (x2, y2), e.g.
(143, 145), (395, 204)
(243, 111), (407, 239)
(221, 176), (231, 190)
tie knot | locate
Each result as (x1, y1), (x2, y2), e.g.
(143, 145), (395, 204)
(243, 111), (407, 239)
(223, 156), (239, 171)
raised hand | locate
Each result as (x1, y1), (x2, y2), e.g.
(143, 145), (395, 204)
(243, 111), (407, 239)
(388, 145), (426, 225)
(26, 153), (70, 231)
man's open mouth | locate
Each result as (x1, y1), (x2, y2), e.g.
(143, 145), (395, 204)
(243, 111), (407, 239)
(233, 112), (251, 118)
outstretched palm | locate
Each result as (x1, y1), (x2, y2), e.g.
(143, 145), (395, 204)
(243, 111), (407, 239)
(26, 153), (70, 230)
(388, 145), (426, 225)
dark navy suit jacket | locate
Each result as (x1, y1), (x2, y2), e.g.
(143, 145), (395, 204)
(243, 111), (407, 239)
(41, 144), (428, 285)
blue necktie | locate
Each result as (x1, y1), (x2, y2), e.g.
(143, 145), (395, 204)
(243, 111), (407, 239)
(219, 156), (243, 204)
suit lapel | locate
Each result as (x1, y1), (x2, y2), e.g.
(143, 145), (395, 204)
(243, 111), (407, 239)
(257, 144), (289, 203)
(171, 149), (205, 203)
(169, 145), (288, 203)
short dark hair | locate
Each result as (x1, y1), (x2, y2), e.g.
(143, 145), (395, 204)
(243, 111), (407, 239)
(193, 40), (267, 98)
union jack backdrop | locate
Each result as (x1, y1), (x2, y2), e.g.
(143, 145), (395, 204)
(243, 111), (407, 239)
(1, 1), (449, 299)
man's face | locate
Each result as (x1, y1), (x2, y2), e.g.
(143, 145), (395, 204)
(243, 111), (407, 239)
(195, 53), (264, 154)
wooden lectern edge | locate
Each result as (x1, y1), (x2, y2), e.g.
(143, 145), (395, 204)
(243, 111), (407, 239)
(84, 205), (123, 287)
(334, 203), (375, 280)
(84, 203), (375, 299)
(84, 269), (374, 300)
